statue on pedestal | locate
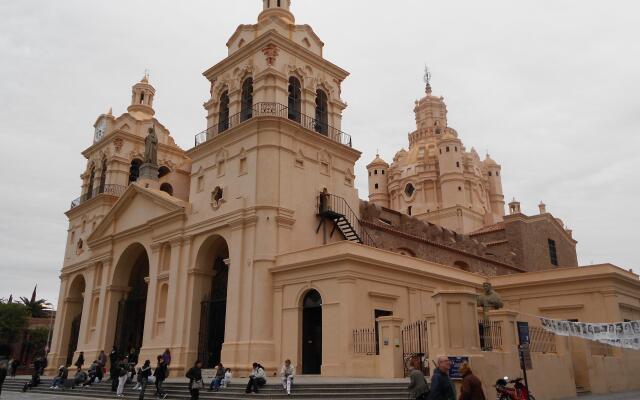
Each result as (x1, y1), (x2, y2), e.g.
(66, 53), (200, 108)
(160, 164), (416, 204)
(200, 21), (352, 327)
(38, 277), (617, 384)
(477, 282), (504, 321)
(144, 125), (158, 166)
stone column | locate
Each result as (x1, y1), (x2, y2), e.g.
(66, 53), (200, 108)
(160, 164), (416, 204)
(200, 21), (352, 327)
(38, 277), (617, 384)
(76, 267), (95, 352)
(139, 243), (161, 364)
(431, 289), (481, 356)
(46, 276), (70, 374)
(164, 238), (183, 345)
(93, 258), (112, 353)
(376, 316), (405, 378)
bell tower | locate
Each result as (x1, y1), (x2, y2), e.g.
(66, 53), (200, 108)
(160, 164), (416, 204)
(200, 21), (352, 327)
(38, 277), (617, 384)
(259, 0), (294, 24)
(127, 74), (156, 120)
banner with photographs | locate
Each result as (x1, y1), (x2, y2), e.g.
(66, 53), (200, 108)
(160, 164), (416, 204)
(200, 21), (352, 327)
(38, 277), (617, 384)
(540, 318), (640, 350)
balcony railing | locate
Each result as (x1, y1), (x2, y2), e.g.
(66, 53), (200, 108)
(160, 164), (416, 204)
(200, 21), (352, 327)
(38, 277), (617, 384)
(194, 102), (353, 148)
(70, 184), (127, 209)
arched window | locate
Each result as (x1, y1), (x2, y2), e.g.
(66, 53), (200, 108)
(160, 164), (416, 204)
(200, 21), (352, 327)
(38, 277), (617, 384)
(277, 0), (281, 6)
(288, 77), (302, 122)
(140, 93), (145, 104)
(315, 89), (329, 135)
(158, 166), (170, 179)
(407, 206), (412, 216)
(241, 78), (253, 122)
(87, 166), (96, 199)
(99, 158), (107, 194)
(218, 91), (230, 133)
(129, 159), (143, 183)
(160, 183), (173, 196)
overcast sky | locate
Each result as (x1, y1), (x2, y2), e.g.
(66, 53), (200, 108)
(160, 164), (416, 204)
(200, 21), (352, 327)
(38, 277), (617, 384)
(1, 0), (639, 307)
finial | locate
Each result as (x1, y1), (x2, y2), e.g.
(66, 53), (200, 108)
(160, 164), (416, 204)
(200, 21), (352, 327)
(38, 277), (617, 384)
(142, 69), (150, 83)
(107, 107), (113, 116)
(424, 65), (432, 95)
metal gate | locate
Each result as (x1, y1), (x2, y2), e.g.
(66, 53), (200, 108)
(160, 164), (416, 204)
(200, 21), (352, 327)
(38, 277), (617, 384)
(401, 320), (429, 377)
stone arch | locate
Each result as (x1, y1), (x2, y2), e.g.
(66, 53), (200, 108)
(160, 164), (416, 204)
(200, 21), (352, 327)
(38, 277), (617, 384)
(62, 274), (86, 366)
(194, 235), (231, 368)
(108, 243), (150, 356)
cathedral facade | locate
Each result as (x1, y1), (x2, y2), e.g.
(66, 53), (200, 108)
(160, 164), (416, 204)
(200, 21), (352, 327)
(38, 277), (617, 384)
(47, 2), (640, 398)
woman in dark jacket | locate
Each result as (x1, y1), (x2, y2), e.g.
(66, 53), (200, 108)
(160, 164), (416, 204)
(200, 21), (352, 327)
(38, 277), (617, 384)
(186, 360), (203, 400)
(153, 356), (168, 399)
(458, 363), (486, 400)
(407, 357), (430, 399)
(137, 360), (152, 400)
(74, 352), (85, 370)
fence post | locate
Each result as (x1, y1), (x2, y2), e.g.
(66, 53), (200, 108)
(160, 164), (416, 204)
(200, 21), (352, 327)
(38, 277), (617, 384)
(432, 289), (481, 356)
(488, 309), (519, 353)
(376, 316), (404, 378)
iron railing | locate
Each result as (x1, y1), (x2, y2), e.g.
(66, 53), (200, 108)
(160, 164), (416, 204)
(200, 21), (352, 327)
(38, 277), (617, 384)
(194, 102), (353, 148)
(70, 184), (127, 209)
(317, 192), (377, 248)
(479, 320), (503, 351)
(530, 326), (557, 354)
(402, 320), (429, 377)
(353, 328), (377, 355)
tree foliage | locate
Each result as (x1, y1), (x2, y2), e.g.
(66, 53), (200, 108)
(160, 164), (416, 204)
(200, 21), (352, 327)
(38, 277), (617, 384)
(0, 303), (30, 344)
(25, 327), (50, 358)
(19, 297), (51, 318)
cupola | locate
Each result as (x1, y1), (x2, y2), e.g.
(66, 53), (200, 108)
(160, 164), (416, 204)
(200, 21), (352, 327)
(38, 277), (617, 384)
(259, 0), (295, 24)
(127, 74), (156, 120)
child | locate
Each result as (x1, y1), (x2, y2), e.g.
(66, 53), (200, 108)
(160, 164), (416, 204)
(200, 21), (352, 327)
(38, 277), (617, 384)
(222, 368), (232, 388)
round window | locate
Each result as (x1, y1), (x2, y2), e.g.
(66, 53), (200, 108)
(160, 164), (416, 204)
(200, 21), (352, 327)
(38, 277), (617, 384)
(405, 183), (415, 197)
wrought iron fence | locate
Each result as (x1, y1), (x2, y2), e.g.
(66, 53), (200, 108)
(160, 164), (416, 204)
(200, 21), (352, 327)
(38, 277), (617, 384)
(317, 192), (377, 248)
(402, 320), (429, 377)
(530, 326), (557, 354)
(353, 328), (377, 355)
(479, 320), (503, 351)
(194, 102), (353, 148)
(70, 184), (127, 209)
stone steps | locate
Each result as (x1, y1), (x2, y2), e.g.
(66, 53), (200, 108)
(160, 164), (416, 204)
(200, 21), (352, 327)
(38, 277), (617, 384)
(3, 379), (411, 400)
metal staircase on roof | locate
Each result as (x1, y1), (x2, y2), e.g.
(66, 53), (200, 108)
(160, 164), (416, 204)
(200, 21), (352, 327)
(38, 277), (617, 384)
(316, 192), (376, 247)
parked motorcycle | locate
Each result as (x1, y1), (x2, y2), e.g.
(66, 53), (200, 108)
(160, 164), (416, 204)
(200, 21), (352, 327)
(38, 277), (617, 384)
(495, 377), (536, 400)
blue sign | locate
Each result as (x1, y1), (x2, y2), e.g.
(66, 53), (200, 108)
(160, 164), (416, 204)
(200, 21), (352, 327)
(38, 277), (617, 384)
(448, 356), (469, 380)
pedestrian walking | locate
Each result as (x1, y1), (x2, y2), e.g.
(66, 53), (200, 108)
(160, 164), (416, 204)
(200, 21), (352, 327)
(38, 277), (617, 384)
(153, 355), (168, 399)
(9, 359), (19, 379)
(428, 356), (456, 400)
(116, 357), (129, 398)
(407, 356), (430, 400)
(245, 362), (266, 394)
(186, 360), (203, 400)
(109, 347), (119, 392)
(458, 362), (486, 400)
(98, 350), (108, 368)
(0, 361), (7, 397)
(280, 359), (295, 395)
(75, 352), (85, 370)
(137, 360), (152, 400)
(161, 349), (171, 366)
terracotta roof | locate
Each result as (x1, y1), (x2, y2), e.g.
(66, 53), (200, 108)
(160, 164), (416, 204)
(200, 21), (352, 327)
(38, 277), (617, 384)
(470, 222), (505, 236)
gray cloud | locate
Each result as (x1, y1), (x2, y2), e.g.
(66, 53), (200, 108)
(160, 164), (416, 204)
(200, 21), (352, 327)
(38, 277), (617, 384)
(1, 0), (638, 306)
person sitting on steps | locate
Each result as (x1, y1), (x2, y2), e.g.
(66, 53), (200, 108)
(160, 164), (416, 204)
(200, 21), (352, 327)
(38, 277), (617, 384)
(208, 362), (225, 391)
(245, 362), (267, 394)
(280, 359), (295, 395)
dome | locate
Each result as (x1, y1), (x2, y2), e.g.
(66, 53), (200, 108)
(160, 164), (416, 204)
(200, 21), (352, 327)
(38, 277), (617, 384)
(483, 154), (499, 167)
(367, 153), (389, 169)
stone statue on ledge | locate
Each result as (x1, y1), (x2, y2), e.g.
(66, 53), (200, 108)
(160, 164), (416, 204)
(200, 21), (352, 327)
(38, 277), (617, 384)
(139, 124), (159, 182)
(144, 125), (158, 166)
(478, 282), (504, 321)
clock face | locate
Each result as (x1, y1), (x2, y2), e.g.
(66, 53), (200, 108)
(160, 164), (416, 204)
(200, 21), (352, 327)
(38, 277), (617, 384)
(94, 119), (107, 143)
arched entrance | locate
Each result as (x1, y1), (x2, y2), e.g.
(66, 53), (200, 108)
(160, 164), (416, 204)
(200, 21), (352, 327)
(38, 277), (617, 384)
(196, 236), (230, 368)
(113, 243), (149, 357)
(64, 275), (85, 366)
(302, 289), (322, 374)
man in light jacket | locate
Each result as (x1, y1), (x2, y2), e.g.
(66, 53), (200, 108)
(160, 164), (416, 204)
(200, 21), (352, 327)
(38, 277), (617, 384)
(280, 359), (295, 395)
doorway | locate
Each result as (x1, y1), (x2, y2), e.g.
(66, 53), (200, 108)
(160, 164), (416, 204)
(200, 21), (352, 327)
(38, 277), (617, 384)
(567, 319), (591, 392)
(375, 309), (393, 355)
(199, 256), (229, 368)
(302, 290), (322, 374)
(114, 250), (149, 357)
